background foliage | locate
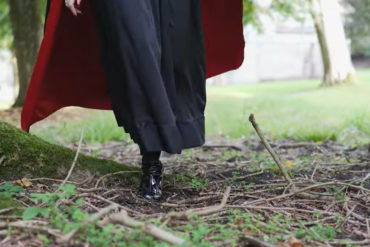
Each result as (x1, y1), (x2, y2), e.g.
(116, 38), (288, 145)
(346, 0), (370, 56)
(0, 0), (47, 49)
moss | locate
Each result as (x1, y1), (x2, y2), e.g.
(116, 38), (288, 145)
(0, 121), (139, 181)
(0, 195), (21, 208)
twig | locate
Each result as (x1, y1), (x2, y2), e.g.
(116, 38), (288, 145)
(310, 160), (319, 181)
(161, 203), (180, 208)
(58, 204), (117, 244)
(28, 178), (80, 185)
(226, 205), (336, 216)
(248, 114), (295, 189)
(210, 170), (264, 185)
(0, 230), (18, 237)
(0, 155), (5, 166)
(173, 195), (222, 205)
(240, 235), (279, 247)
(277, 143), (314, 149)
(244, 181), (342, 205)
(108, 210), (185, 245)
(91, 195), (142, 215)
(336, 182), (370, 194)
(167, 186), (231, 219)
(235, 170), (264, 181)
(1, 221), (62, 238)
(361, 171), (370, 182)
(202, 144), (242, 151)
(95, 171), (140, 188)
(77, 187), (107, 193)
(329, 239), (370, 245)
(60, 128), (84, 188)
(82, 199), (100, 212)
(0, 207), (25, 215)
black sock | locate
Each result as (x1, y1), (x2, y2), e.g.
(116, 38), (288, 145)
(142, 151), (161, 162)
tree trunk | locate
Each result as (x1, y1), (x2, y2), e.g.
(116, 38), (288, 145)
(0, 121), (189, 211)
(8, 0), (43, 107)
(310, 0), (356, 87)
(0, 121), (140, 182)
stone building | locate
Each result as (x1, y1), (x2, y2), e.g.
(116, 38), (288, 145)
(208, 17), (324, 85)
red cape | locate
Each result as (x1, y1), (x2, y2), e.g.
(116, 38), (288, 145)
(21, 0), (245, 132)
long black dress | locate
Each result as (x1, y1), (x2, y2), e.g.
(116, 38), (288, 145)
(87, 0), (207, 155)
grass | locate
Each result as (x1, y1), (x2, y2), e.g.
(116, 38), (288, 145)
(33, 69), (370, 146)
(34, 114), (132, 145)
(205, 69), (370, 144)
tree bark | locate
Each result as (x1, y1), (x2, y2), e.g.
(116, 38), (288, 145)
(8, 0), (43, 107)
(310, 0), (356, 87)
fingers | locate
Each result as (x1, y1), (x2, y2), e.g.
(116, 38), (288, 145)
(66, 0), (82, 16)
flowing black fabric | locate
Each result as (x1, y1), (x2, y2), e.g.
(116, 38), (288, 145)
(90, 0), (207, 155)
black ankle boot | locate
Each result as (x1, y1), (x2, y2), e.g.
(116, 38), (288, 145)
(139, 158), (163, 200)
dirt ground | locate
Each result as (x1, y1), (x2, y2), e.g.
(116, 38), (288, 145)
(1, 107), (370, 246)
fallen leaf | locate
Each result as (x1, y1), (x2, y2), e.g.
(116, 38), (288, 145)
(288, 236), (303, 247)
(283, 160), (295, 168)
(235, 218), (244, 225)
(12, 178), (33, 187)
(196, 168), (205, 176)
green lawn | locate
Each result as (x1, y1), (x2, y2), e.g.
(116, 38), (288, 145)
(34, 69), (370, 146)
(205, 69), (370, 145)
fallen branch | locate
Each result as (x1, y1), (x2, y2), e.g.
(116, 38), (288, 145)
(248, 114), (295, 189)
(209, 170), (264, 185)
(329, 239), (370, 246)
(277, 143), (314, 149)
(166, 186), (231, 219)
(361, 171), (370, 182)
(91, 195), (142, 215)
(108, 210), (185, 245)
(202, 144), (243, 151)
(240, 236), (279, 247)
(58, 204), (117, 244)
(0, 220), (62, 238)
(0, 207), (25, 215)
(226, 205), (338, 215)
(243, 181), (369, 206)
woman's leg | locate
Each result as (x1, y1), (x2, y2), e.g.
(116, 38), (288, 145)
(140, 150), (163, 200)
(142, 151), (161, 162)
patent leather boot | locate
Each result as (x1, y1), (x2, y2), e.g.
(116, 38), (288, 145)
(139, 159), (163, 200)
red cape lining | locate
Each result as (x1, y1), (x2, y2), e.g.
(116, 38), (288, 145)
(20, 0), (245, 132)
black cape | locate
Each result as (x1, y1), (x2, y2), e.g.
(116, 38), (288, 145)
(92, 0), (206, 155)
(21, 0), (245, 155)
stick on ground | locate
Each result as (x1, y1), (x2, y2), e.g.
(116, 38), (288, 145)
(166, 186), (231, 219)
(60, 128), (85, 188)
(109, 210), (185, 245)
(58, 204), (117, 244)
(249, 114), (295, 189)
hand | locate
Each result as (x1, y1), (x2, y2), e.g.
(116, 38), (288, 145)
(65, 0), (82, 16)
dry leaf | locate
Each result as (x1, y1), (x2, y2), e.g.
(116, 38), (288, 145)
(288, 236), (303, 247)
(283, 160), (295, 168)
(12, 178), (33, 187)
(196, 168), (205, 176)
(235, 218), (244, 225)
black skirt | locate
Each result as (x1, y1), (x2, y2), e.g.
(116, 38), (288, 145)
(90, 0), (207, 155)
